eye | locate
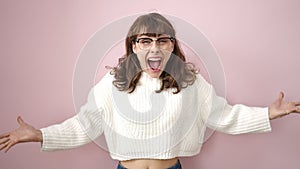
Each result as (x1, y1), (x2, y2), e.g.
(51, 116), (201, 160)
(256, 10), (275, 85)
(139, 38), (152, 45)
(157, 38), (169, 44)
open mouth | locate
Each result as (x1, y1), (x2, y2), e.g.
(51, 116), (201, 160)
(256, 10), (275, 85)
(147, 57), (162, 71)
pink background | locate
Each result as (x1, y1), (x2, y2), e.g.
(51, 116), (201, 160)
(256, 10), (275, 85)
(1, 0), (300, 169)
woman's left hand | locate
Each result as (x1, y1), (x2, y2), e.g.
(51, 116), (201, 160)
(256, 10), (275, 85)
(269, 92), (300, 120)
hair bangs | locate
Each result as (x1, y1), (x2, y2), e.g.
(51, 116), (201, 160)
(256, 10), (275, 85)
(127, 13), (175, 38)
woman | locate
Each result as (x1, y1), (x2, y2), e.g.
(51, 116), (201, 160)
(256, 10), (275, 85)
(0, 13), (299, 169)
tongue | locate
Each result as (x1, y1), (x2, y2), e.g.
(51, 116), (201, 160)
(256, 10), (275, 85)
(148, 60), (161, 70)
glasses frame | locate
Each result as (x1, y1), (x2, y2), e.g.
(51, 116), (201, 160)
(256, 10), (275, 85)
(134, 36), (175, 50)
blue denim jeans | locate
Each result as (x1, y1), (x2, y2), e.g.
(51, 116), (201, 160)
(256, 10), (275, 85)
(117, 160), (182, 169)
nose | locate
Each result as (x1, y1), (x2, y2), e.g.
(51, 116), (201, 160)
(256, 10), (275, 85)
(149, 40), (159, 53)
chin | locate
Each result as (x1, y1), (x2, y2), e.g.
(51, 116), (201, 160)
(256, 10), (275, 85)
(145, 70), (162, 78)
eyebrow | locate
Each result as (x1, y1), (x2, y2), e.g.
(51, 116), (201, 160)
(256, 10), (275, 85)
(139, 33), (168, 37)
(138, 34), (170, 38)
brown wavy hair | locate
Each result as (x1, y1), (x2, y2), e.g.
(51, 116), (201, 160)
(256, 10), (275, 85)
(111, 13), (197, 94)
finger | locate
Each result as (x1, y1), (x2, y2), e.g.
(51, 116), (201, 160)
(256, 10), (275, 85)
(4, 142), (15, 153)
(0, 140), (9, 151)
(278, 92), (284, 102)
(17, 116), (25, 126)
(293, 102), (300, 106)
(287, 108), (300, 114)
(0, 132), (9, 139)
(0, 137), (9, 144)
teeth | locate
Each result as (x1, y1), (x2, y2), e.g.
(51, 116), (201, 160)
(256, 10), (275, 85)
(147, 57), (162, 70)
(148, 58), (161, 61)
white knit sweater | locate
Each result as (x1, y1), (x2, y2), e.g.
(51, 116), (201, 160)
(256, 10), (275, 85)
(40, 72), (271, 161)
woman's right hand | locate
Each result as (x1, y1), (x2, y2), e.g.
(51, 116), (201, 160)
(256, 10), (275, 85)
(0, 116), (43, 153)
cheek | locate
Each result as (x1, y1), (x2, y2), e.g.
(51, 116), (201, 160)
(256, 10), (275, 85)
(162, 45), (174, 59)
(136, 51), (148, 67)
(161, 50), (172, 60)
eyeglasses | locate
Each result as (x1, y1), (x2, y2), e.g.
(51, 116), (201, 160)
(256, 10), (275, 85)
(135, 37), (175, 50)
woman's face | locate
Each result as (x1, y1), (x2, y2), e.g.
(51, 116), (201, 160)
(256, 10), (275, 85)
(132, 34), (175, 78)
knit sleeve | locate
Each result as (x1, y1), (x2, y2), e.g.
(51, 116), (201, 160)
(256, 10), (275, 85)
(196, 74), (272, 135)
(40, 73), (112, 151)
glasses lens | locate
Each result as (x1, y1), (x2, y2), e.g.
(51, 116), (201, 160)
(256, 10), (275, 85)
(138, 38), (153, 50)
(137, 37), (173, 50)
(157, 37), (172, 47)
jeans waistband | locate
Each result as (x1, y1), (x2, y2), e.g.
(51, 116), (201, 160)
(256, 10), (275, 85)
(117, 160), (182, 169)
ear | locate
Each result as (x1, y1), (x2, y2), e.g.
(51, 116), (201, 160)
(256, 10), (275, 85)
(132, 42), (137, 54)
(170, 41), (175, 52)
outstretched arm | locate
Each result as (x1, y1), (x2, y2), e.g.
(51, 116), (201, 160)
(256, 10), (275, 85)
(0, 73), (112, 153)
(0, 116), (42, 153)
(269, 92), (300, 120)
(196, 74), (300, 135)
